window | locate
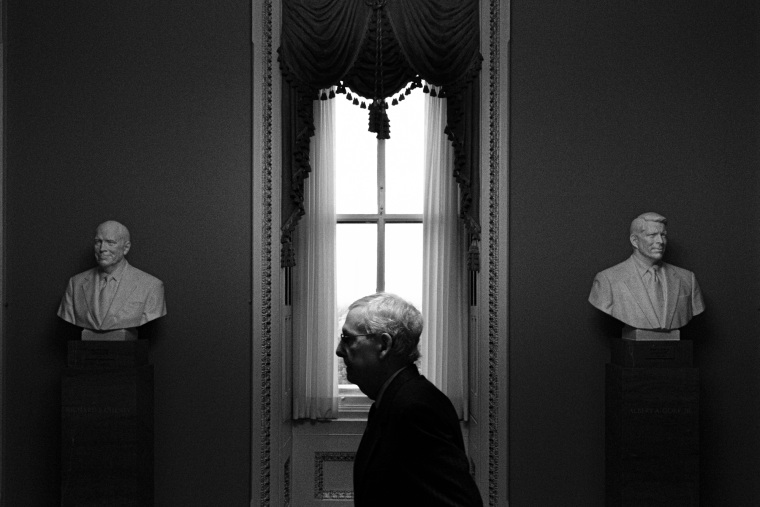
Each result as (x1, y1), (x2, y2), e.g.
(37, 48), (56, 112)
(335, 86), (424, 407)
(291, 80), (469, 421)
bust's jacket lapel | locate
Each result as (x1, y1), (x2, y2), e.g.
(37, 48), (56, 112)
(661, 263), (682, 330)
(80, 269), (99, 329)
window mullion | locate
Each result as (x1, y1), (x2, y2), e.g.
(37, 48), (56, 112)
(383, 214), (424, 223)
(377, 139), (386, 292)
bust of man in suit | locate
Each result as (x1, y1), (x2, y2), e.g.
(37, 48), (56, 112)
(58, 220), (166, 334)
(589, 212), (704, 330)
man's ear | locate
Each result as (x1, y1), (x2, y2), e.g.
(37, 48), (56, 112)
(123, 241), (132, 256)
(377, 333), (393, 359)
(629, 234), (638, 250)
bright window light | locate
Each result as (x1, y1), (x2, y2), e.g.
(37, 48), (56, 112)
(335, 83), (424, 391)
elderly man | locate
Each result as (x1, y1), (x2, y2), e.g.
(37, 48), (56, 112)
(336, 293), (482, 507)
(58, 220), (166, 333)
(589, 212), (704, 330)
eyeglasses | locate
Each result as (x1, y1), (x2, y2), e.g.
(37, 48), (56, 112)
(339, 332), (373, 344)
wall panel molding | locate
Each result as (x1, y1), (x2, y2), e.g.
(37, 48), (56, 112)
(314, 452), (355, 501)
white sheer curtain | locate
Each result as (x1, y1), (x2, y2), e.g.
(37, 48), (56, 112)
(420, 91), (469, 420)
(292, 94), (339, 419)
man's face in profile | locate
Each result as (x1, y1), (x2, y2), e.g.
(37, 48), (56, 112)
(94, 223), (130, 272)
(631, 221), (667, 263)
(336, 308), (381, 392)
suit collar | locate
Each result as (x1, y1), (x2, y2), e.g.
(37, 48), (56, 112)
(103, 259), (128, 282)
(373, 364), (419, 421)
(374, 365), (412, 410)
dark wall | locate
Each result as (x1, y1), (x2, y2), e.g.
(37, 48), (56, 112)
(510, 1), (759, 506)
(4, 1), (251, 505)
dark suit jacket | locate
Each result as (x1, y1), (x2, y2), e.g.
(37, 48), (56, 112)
(589, 255), (704, 330)
(354, 365), (482, 507)
(58, 261), (166, 330)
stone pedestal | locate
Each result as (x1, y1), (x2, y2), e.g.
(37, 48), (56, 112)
(606, 341), (699, 506)
(62, 340), (153, 506)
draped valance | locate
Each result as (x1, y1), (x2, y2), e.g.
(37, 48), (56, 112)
(279, 0), (482, 270)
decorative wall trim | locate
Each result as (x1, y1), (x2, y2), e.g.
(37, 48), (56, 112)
(258, 0), (274, 505)
(314, 452), (355, 500)
(0, 16), (5, 503)
(487, 0), (502, 505)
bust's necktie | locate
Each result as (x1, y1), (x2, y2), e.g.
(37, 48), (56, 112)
(98, 275), (110, 323)
(649, 265), (664, 326)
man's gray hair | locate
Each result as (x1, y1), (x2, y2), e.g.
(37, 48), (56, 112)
(348, 293), (423, 364)
(629, 212), (667, 236)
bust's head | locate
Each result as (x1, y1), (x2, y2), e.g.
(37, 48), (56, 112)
(629, 212), (667, 265)
(94, 220), (131, 274)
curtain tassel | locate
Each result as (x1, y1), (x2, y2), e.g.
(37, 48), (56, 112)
(328, 89), (335, 99)
(367, 100), (390, 139)
(430, 87), (437, 97)
(320, 90), (328, 100)
(347, 92), (353, 100)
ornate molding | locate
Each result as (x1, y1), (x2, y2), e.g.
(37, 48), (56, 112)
(314, 452), (356, 500)
(487, 0), (501, 505)
(258, 0), (274, 505)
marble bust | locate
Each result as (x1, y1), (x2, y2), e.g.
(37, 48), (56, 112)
(588, 212), (704, 331)
(58, 220), (166, 338)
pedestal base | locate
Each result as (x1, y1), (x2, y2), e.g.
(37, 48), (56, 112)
(606, 364), (699, 506)
(82, 328), (138, 341)
(62, 340), (153, 506)
(622, 326), (680, 341)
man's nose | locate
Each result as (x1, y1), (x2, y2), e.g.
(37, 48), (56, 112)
(335, 343), (345, 358)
